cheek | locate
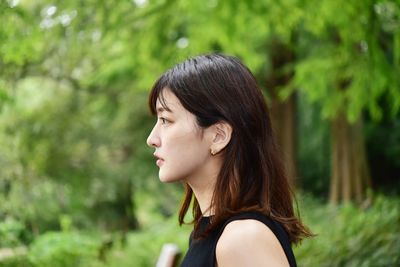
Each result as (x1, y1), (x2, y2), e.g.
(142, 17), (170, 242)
(173, 130), (209, 160)
(159, 131), (210, 182)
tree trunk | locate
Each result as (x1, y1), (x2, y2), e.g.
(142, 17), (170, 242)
(266, 39), (298, 186)
(270, 93), (298, 186)
(329, 112), (372, 204)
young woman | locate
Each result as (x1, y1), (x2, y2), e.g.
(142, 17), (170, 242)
(147, 54), (312, 267)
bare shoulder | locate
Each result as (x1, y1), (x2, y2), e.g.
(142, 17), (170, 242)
(216, 219), (289, 267)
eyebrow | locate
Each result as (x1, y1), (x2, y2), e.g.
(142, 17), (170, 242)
(156, 106), (173, 113)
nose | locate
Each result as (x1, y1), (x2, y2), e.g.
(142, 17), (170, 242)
(146, 126), (160, 148)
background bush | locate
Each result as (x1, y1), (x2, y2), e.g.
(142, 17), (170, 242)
(28, 231), (103, 267)
(295, 194), (400, 267)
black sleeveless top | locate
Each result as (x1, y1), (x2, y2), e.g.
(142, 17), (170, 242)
(180, 211), (297, 267)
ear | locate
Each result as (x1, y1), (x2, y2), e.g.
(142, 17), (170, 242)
(210, 121), (232, 155)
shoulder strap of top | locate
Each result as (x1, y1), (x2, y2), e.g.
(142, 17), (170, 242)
(216, 211), (297, 267)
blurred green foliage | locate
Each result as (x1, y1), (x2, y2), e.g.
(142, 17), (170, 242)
(28, 231), (102, 267)
(295, 194), (400, 267)
(1, 0), (400, 266)
(0, 218), (25, 247)
(297, 93), (331, 195)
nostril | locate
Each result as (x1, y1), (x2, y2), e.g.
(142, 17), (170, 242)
(147, 137), (159, 148)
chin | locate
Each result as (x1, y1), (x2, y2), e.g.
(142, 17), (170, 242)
(158, 172), (174, 183)
(158, 171), (184, 183)
(159, 176), (175, 183)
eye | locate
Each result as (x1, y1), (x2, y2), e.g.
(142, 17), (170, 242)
(159, 117), (169, 125)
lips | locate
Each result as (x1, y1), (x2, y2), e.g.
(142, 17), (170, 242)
(153, 153), (164, 167)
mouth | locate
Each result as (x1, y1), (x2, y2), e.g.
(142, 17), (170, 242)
(153, 153), (164, 167)
(156, 159), (164, 167)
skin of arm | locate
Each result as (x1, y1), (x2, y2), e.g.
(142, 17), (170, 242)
(216, 219), (290, 267)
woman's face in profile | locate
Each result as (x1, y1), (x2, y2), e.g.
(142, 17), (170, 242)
(147, 89), (214, 183)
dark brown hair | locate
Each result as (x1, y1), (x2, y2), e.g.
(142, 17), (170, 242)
(148, 54), (312, 244)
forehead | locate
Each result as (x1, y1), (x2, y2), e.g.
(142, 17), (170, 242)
(156, 89), (183, 113)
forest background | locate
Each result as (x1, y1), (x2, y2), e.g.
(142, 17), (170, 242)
(1, 0), (399, 266)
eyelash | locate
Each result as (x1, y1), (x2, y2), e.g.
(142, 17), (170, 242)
(158, 117), (170, 124)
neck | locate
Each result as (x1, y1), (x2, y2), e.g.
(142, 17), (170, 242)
(191, 182), (215, 216)
(186, 156), (221, 216)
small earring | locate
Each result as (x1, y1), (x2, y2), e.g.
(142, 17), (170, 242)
(210, 149), (215, 155)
